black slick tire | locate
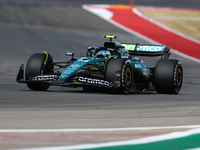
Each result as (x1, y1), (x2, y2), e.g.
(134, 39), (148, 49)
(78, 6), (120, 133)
(25, 53), (51, 91)
(154, 59), (183, 94)
(105, 58), (133, 94)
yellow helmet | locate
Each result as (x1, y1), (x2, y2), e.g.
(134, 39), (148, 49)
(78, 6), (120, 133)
(97, 50), (111, 59)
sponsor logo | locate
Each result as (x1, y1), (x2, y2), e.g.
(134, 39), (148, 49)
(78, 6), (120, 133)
(78, 77), (110, 86)
(122, 44), (136, 50)
(64, 71), (71, 74)
(135, 64), (143, 68)
(122, 44), (164, 52)
(121, 56), (129, 58)
(32, 75), (57, 81)
(140, 46), (163, 52)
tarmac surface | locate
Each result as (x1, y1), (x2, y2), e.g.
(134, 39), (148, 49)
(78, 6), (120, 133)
(0, 0), (200, 149)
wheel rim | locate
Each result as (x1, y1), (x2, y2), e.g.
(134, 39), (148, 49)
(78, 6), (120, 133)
(124, 66), (132, 88)
(176, 67), (183, 90)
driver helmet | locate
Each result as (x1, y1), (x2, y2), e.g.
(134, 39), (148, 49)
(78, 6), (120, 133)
(96, 50), (111, 59)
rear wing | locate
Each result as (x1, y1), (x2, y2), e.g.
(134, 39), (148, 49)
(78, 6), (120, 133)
(121, 43), (170, 58)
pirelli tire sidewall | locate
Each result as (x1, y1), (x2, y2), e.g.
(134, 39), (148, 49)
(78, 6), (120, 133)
(154, 59), (183, 94)
(105, 58), (133, 94)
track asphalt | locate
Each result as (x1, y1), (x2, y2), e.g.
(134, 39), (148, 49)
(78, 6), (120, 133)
(0, 0), (200, 149)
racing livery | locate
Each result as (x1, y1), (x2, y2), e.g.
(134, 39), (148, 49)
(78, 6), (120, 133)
(17, 35), (183, 94)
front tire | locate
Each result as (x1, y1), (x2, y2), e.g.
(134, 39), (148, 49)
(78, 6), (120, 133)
(25, 53), (53, 91)
(154, 59), (183, 94)
(105, 58), (133, 94)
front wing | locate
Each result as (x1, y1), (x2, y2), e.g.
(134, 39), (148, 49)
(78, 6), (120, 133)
(16, 64), (114, 88)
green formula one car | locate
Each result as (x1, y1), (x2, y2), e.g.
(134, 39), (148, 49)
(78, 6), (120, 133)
(17, 35), (183, 94)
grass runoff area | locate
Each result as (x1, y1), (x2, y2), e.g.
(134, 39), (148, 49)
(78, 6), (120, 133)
(83, 134), (200, 150)
(141, 9), (200, 41)
(66, 129), (200, 150)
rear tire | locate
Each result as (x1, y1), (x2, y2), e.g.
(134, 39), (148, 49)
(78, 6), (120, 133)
(105, 58), (133, 94)
(25, 53), (53, 91)
(154, 59), (183, 94)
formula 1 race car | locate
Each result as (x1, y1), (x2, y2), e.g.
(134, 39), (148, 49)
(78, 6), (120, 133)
(17, 35), (183, 94)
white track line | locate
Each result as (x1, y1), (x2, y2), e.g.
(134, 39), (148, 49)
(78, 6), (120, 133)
(1, 125), (200, 133)
(10, 128), (200, 150)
